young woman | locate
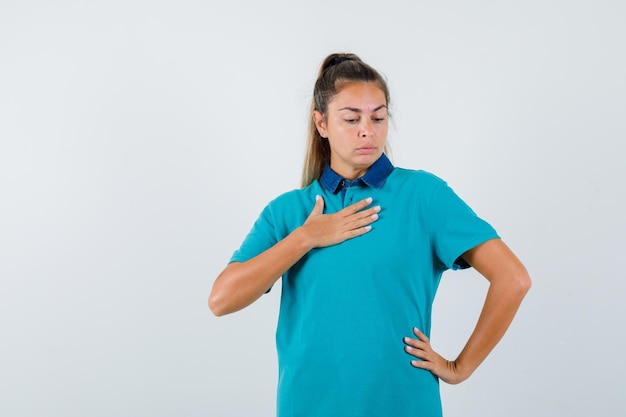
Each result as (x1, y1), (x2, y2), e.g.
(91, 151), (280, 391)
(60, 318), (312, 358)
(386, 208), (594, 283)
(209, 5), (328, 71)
(209, 53), (531, 417)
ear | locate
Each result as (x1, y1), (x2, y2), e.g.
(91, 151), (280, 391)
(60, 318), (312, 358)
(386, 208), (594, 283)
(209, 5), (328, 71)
(312, 110), (328, 138)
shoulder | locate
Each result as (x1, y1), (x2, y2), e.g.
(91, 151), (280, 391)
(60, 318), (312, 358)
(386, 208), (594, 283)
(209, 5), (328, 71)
(388, 167), (448, 192)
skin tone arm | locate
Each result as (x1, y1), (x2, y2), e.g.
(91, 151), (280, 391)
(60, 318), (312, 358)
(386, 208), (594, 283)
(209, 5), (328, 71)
(209, 195), (381, 316)
(403, 238), (531, 384)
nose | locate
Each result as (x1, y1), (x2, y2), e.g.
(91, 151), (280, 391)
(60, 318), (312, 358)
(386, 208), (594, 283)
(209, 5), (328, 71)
(359, 120), (373, 138)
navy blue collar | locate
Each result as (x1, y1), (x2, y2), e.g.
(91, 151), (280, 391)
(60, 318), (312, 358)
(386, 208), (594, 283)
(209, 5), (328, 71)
(319, 153), (394, 194)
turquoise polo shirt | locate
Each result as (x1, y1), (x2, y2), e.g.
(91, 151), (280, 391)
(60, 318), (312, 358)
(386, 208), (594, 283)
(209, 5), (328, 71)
(230, 154), (499, 417)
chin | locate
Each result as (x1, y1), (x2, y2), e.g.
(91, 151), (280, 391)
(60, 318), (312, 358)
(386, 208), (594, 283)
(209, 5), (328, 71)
(355, 153), (381, 164)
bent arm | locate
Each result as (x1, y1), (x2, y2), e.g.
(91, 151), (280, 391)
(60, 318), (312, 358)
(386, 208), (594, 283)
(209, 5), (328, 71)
(404, 238), (531, 384)
(209, 196), (380, 316)
(209, 227), (314, 316)
(453, 238), (532, 381)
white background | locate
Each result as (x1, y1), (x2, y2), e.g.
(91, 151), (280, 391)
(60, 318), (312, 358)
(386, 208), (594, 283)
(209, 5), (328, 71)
(1, 1), (624, 416)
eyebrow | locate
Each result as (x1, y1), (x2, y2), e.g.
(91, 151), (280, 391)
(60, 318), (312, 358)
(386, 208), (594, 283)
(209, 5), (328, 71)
(338, 104), (387, 113)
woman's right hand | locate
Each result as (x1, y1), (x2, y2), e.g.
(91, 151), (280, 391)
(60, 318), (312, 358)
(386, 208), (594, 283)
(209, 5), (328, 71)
(299, 195), (380, 248)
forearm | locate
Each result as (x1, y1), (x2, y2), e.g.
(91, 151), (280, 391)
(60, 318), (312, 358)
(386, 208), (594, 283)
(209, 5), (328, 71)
(209, 227), (313, 316)
(454, 268), (531, 379)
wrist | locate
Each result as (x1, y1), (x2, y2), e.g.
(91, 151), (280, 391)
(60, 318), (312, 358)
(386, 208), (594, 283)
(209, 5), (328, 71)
(291, 226), (316, 252)
(451, 358), (475, 383)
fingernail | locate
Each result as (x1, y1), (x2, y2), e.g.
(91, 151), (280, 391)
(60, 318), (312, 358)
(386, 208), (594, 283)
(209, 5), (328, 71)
(371, 213), (378, 220)
(315, 194), (321, 201)
(373, 205), (381, 213)
(403, 337), (410, 343)
(364, 225), (372, 232)
(366, 197), (373, 204)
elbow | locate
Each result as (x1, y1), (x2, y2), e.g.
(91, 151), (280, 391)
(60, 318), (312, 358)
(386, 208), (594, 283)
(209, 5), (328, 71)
(208, 292), (229, 317)
(209, 264), (240, 317)
(208, 296), (219, 316)
(209, 294), (228, 317)
(515, 267), (532, 298)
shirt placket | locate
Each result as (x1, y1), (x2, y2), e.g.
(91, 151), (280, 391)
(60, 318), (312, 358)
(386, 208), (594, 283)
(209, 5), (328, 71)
(341, 179), (359, 207)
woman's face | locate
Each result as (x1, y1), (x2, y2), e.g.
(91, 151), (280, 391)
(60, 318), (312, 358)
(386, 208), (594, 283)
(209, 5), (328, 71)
(314, 82), (388, 180)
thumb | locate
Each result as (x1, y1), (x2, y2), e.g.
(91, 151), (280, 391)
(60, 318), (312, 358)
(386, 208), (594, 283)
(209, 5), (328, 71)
(310, 194), (325, 216)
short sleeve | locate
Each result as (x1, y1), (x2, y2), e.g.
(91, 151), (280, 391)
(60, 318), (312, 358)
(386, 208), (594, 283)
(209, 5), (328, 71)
(230, 204), (278, 264)
(429, 182), (499, 270)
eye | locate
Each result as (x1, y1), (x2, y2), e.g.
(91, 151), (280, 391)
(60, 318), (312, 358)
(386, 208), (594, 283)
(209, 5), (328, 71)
(344, 118), (359, 124)
(372, 117), (386, 123)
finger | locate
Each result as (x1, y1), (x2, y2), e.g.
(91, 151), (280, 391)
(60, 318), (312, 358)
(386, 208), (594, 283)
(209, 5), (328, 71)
(405, 345), (440, 372)
(404, 344), (426, 358)
(404, 345), (438, 371)
(413, 327), (429, 343)
(341, 225), (372, 240)
(403, 337), (428, 350)
(341, 197), (373, 215)
(345, 211), (380, 229)
(411, 360), (432, 370)
(310, 195), (325, 216)
(351, 205), (381, 221)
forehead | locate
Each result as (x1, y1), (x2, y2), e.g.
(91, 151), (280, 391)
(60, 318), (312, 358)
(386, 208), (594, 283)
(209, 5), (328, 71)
(330, 82), (387, 111)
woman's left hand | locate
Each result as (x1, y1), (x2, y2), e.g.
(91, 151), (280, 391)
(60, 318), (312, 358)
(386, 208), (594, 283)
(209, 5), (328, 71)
(403, 328), (467, 385)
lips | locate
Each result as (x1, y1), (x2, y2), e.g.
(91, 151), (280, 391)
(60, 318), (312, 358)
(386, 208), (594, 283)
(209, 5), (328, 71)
(356, 147), (376, 154)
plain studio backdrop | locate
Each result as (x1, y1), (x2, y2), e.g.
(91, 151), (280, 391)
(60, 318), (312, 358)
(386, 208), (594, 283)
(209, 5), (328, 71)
(1, 1), (624, 416)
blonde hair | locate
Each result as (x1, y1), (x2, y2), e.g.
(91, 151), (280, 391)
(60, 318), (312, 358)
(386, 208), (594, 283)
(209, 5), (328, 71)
(301, 53), (391, 187)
